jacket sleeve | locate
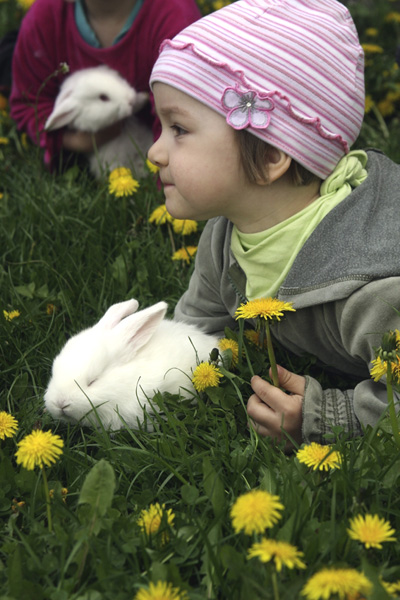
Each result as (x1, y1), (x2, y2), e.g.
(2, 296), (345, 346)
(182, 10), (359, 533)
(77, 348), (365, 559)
(301, 278), (400, 443)
(174, 218), (239, 335)
(9, 2), (65, 165)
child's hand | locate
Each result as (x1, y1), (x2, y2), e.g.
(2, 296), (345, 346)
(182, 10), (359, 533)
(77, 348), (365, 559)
(247, 366), (305, 451)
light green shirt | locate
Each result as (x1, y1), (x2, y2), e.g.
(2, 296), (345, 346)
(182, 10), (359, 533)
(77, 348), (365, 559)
(231, 150), (368, 300)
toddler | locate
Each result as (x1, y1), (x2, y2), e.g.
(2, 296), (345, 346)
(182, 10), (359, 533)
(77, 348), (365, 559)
(147, 0), (400, 447)
(9, 0), (200, 168)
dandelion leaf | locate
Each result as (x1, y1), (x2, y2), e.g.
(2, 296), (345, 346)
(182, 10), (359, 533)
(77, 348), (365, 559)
(181, 483), (199, 505)
(78, 459), (116, 517)
(202, 457), (225, 518)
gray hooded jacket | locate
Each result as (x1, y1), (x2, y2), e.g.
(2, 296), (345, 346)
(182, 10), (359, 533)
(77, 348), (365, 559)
(174, 149), (400, 443)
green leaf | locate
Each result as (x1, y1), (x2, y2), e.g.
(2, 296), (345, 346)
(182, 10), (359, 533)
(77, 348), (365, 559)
(110, 254), (127, 290)
(36, 283), (49, 299)
(205, 386), (225, 405)
(202, 457), (225, 518)
(9, 372), (29, 401)
(78, 459), (116, 518)
(7, 545), (23, 598)
(220, 544), (245, 577)
(181, 484), (199, 505)
(74, 592), (103, 600)
(14, 282), (35, 299)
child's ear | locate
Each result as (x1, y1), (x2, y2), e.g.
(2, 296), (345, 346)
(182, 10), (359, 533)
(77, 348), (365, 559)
(256, 149), (292, 185)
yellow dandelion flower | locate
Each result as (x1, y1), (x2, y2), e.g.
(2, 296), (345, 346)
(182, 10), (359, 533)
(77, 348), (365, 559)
(21, 133), (28, 149)
(387, 89), (400, 102)
(134, 580), (188, 600)
(16, 0), (36, 9)
(15, 430), (64, 470)
(0, 137), (9, 145)
(146, 158), (159, 174)
(248, 538), (306, 572)
(235, 297), (295, 321)
(3, 309), (20, 321)
(0, 193), (3, 200)
(347, 514), (396, 549)
(386, 11), (400, 23)
(364, 95), (374, 114)
(49, 487), (68, 502)
(244, 329), (267, 348)
(109, 166), (131, 182)
(218, 338), (239, 366)
(301, 567), (372, 600)
(137, 503), (175, 536)
(377, 98), (395, 117)
(192, 362), (223, 392)
(230, 489), (284, 535)
(370, 356), (400, 384)
(296, 442), (342, 471)
(108, 167), (139, 197)
(46, 303), (56, 315)
(149, 204), (173, 225)
(11, 498), (26, 513)
(370, 356), (389, 381)
(365, 27), (378, 37)
(212, 0), (231, 10)
(361, 44), (383, 54)
(0, 94), (7, 111)
(171, 219), (198, 235)
(0, 412), (18, 440)
(172, 246), (198, 264)
(361, 43), (384, 54)
(382, 579), (400, 596)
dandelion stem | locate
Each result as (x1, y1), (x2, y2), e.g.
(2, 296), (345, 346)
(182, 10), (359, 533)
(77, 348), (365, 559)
(386, 362), (400, 449)
(271, 569), (280, 600)
(167, 222), (176, 254)
(372, 104), (390, 139)
(40, 465), (53, 533)
(238, 318), (244, 367)
(265, 320), (279, 387)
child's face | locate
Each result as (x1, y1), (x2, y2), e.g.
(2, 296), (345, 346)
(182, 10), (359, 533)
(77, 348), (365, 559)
(148, 83), (254, 224)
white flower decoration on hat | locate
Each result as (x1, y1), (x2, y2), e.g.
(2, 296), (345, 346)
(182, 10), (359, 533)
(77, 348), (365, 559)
(222, 86), (275, 130)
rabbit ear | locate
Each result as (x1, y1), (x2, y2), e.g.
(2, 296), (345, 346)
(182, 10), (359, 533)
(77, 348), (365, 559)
(114, 301), (168, 353)
(133, 92), (150, 112)
(45, 91), (80, 130)
(98, 299), (140, 330)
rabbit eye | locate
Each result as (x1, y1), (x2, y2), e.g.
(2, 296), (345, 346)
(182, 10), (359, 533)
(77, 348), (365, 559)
(99, 94), (110, 102)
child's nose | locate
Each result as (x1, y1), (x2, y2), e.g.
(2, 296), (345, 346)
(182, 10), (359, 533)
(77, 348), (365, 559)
(147, 135), (167, 167)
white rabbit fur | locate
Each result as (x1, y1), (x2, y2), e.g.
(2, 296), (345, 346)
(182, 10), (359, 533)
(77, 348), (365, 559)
(44, 299), (219, 430)
(45, 65), (153, 178)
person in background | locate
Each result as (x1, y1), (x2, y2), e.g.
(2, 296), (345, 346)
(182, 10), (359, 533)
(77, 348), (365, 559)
(9, 0), (201, 168)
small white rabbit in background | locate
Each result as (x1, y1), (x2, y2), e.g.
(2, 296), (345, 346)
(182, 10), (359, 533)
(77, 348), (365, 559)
(45, 65), (153, 178)
(44, 299), (219, 430)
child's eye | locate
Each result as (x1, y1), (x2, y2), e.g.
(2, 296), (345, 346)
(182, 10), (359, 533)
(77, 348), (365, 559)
(170, 124), (187, 137)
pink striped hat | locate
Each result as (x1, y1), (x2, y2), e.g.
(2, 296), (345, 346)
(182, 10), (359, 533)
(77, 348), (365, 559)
(150, 0), (365, 179)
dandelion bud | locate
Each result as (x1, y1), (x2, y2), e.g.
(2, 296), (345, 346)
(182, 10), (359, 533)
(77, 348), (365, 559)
(209, 347), (219, 362)
(382, 330), (398, 351)
(376, 330), (399, 361)
(59, 62), (70, 74)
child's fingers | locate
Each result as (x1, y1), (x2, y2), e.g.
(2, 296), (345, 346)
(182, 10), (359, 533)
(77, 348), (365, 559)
(272, 365), (306, 396)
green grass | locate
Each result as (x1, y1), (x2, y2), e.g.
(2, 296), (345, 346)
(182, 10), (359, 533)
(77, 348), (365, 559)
(1, 1), (400, 599)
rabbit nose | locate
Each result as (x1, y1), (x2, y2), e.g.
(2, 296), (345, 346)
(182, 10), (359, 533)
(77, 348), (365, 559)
(58, 399), (71, 412)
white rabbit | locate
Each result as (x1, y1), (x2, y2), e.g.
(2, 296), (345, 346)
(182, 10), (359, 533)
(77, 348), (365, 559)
(44, 299), (219, 430)
(45, 65), (153, 178)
